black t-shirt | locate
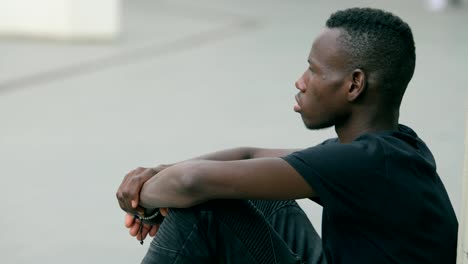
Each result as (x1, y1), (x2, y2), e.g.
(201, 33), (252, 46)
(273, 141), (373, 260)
(282, 125), (458, 263)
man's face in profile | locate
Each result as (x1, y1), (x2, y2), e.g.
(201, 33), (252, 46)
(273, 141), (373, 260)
(294, 28), (351, 130)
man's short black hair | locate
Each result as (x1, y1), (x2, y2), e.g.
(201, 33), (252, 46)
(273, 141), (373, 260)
(326, 8), (416, 108)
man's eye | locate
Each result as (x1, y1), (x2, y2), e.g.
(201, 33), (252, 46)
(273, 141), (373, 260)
(309, 67), (315, 73)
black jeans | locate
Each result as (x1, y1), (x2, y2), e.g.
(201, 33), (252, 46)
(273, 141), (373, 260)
(141, 199), (325, 264)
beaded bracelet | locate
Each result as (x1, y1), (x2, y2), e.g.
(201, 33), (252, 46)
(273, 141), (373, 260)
(134, 208), (164, 245)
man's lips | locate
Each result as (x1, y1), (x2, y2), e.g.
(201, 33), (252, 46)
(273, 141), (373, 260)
(294, 94), (301, 112)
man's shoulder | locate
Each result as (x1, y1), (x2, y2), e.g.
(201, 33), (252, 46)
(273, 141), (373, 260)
(299, 135), (384, 158)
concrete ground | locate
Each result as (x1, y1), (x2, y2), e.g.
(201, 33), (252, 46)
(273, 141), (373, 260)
(1, 0), (467, 263)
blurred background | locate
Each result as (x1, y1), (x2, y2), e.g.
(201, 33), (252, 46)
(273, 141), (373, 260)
(0, 0), (467, 263)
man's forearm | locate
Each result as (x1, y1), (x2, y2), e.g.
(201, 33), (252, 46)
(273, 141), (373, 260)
(175, 147), (300, 164)
(157, 148), (251, 170)
(135, 148), (252, 209)
(184, 147), (253, 162)
(138, 148), (301, 209)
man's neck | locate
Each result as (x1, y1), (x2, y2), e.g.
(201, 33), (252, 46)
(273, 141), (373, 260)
(335, 110), (399, 143)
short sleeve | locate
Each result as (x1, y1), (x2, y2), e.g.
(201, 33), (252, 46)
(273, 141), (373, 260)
(282, 137), (387, 219)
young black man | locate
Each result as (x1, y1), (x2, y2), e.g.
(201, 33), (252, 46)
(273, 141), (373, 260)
(117, 7), (458, 264)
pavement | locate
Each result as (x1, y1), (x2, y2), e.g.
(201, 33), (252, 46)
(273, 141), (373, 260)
(1, 0), (467, 263)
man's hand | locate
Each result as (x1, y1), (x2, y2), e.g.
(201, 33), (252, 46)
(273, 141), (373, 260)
(125, 208), (169, 241)
(116, 165), (171, 214)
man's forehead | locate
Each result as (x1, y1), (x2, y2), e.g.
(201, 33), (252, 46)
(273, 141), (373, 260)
(308, 28), (347, 68)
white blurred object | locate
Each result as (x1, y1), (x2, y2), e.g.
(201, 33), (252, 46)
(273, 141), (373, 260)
(426, 0), (464, 11)
(459, 113), (468, 264)
(0, 0), (120, 40)
(427, 0), (448, 11)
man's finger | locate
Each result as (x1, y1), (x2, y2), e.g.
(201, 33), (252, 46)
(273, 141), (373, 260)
(140, 225), (151, 240)
(125, 214), (134, 228)
(149, 225), (159, 237)
(124, 168), (157, 209)
(117, 197), (127, 212)
(129, 220), (141, 236)
(117, 169), (138, 212)
(160, 208), (169, 216)
(137, 223), (151, 241)
(119, 169), (136, 190)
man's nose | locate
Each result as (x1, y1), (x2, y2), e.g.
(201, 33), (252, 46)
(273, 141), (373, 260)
(295, 78), (305, 92)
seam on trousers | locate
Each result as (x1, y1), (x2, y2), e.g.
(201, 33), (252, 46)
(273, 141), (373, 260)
(216, 214), (280, 264)
(264, 204), (309, 263)
(149, 243), (180, 254)
(216, 220), (259, 263)
(162, 218), (204, 264)
(266, 222), (279, 264)
(266, 204), (304, 222)
(248, 200), (299, 220)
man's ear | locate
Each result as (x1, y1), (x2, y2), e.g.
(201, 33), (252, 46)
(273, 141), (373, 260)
(347, 69), (366, 102)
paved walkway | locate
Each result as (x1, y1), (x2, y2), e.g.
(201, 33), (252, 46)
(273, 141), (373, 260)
(1, 0), (467, 263)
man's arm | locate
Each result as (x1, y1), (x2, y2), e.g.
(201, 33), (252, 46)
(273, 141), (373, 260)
(138, 157), (315, 209)
(117, 147), (302, 213)
(177, 147), (302, 163)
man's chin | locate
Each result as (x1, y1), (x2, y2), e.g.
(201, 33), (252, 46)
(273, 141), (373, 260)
(303, 120), (334, 130)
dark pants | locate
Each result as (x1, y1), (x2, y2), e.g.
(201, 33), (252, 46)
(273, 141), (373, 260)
(141, 199), (325, 264)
